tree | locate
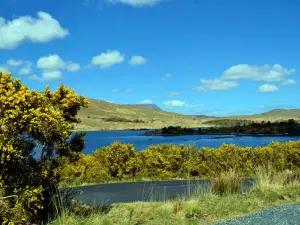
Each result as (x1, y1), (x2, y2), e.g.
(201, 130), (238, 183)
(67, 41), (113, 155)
(0, 72), (88, 224)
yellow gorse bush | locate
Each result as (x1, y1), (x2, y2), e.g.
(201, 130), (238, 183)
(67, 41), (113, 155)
(0, 72), (88, 224)
(59, 140), (300, 185)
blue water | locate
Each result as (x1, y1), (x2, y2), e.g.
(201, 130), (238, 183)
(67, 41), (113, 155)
(82, 130), (300, 154)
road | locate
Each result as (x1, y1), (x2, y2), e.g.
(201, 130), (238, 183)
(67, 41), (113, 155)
(215, 203), (300, 225)
(62, 179), (254, 205)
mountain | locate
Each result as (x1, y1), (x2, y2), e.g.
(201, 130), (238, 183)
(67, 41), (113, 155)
(262, 109), (300, 117)
(194, 115), (217, 118)
(124, 104), (162, 111)
(75, 99), (205, 131)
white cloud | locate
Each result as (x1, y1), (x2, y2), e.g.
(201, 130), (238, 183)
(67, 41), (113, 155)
(162, 73), (172, 80)
(0, 11), (69, 49)
(6, 59), (23, 67)
(193, 79), (238, 91)
(91, 50), (124, 68)
(36, 54), (80, 80)
(42, 70), (62, 80)
(126, 88), (133, 92)
(170, 92), (179, 97)
(31, 70), (62, 81)
(139, 99), (153, 104)
(129, 56), (147, 65)
(222, 64), (295, 82)
(65, 62), (81, 72)
(257, 84), (279, 93)
(19, 61), (32, 75)
(163, 100), (202, 108)
(112, 88), (119, 93)
(0, 59), (32, 74)
(37, 54), (65, 71)
(19, 67), (31, 75)
(280, 79), (296, 86)
(163, 100), (186, 108)
(106, 0), (160, 7)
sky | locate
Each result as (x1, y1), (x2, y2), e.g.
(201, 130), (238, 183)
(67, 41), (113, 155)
(0, 0), (300, 116)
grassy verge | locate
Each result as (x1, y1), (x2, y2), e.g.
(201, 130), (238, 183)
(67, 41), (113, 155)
(50, 168), (300, 225)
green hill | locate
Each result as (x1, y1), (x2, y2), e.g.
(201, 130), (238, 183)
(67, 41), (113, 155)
(124, 104), (162, 111)
(75, 99), (207, 131)
(262, 109), (300, 117)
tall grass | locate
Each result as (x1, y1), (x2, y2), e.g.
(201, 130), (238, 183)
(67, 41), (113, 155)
(253, 165), (299, 191)
(49, 168), (300, 225)
(211, 169), (242, 195)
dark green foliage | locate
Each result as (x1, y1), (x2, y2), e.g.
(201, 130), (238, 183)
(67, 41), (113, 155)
(145, 120), (300, 136)
(103, 116), (145, 123)
(203, 119), (253, 126)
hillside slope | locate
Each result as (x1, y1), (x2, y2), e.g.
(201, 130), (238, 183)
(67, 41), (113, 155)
(75, 99), (207, 131)
(262, 109), (300, 117)
(124, 104), (162, 111)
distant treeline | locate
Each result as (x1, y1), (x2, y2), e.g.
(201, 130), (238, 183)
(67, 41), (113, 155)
(87, 115), (145, 123)
(58, 140), (300, 185)
(144, 119), (300, 136)
(202, 119), (253, 126)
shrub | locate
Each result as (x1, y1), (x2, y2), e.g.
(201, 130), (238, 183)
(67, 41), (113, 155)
(91, 141), (137, 179)
(58, 140), (300, 186)
(0, 72), (88, 223)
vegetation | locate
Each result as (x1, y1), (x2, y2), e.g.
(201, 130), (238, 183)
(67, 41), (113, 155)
(50, 168), (300, 225)
(103, 116), (145, 123)
(75, 99), (206, 131)
(58, 140), (300, 186)
(145, 120), (300, 136)
(0, 72), (88, 224)
(202, 119), (253, 126)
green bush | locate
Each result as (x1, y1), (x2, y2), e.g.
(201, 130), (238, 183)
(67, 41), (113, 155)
(58, 140), (300, 185)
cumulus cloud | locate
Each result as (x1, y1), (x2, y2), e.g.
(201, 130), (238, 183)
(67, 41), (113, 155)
(129, 56), (147, 65)
(30, 70), (62, 81)
(139, 99), (153, 104)
(162, 100), (202, 108)
(0, 59), (32, 74)
(34, 54), (80, 80)
(193, 79), (238, 91)
(106, 0), (161, 7)
(19, 67), (31, 75)
(91, 50), (124, 68)
(0, 11), (69, 49)
(6, 59), (23, 67)
(257, 84), (279, 93)
(280, 79), (296, 86)
(163, 100), (185, 108)
(65, 62), (81, 72)
(37, 54), (65, 71)
(162, 73), (172, 80)
(222, 64), (295, 82)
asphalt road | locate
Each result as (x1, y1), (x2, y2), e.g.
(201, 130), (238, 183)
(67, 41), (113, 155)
(62, 179), (254, 205)
(215, 203), (300, 225)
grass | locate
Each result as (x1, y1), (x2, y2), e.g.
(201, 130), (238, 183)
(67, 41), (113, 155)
(211, 169), (242, 195)
(49, 168), (300, 225)
(74, 98), (300, 131)
(74, 98), (208, 131)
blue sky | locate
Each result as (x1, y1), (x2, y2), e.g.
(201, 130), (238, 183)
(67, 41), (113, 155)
(0, 0), (300, 116)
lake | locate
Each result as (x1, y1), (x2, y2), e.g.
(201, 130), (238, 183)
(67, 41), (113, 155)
(82, 130), (300, 154)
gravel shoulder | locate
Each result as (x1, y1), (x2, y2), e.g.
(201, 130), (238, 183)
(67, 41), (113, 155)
(215, 203), (300, 225)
